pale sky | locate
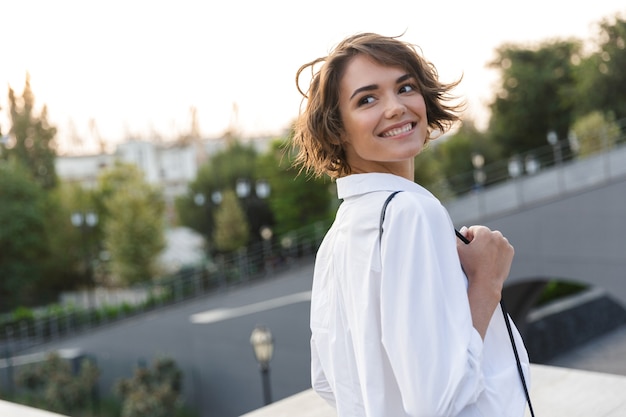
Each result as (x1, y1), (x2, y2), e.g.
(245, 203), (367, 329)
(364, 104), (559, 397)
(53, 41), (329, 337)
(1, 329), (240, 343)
(2, 0), (624, 154)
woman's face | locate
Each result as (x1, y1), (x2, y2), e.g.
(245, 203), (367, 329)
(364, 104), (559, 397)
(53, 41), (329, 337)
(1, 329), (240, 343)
(338, 54), (428, 179)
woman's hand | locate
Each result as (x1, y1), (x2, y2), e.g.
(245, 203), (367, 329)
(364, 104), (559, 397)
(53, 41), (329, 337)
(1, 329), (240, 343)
(456, 225), (515, 338)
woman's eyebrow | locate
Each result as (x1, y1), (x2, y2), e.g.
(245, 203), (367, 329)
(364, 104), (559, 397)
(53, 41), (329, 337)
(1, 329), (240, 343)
(349, 73), (413, 100)
(350, 84), (377, 100)
(396, 73), (412, 84)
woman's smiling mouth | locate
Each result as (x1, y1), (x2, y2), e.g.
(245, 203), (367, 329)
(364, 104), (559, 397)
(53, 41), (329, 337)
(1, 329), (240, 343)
(380, 122), (414, 138)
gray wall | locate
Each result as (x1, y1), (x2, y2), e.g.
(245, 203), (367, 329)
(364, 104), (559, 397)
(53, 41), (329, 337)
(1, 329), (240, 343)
(445, 143), (626, 308)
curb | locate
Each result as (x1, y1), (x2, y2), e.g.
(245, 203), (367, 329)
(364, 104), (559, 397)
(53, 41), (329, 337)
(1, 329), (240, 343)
(525, 287), (626, 363)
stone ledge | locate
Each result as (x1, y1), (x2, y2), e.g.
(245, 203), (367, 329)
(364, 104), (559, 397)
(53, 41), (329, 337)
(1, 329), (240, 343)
(0, 400), (68, 417)
(240, 364), (626, 417)
(526, 288), (626, 363)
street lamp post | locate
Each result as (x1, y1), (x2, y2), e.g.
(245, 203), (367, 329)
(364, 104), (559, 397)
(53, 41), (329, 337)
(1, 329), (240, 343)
(250, 325), (274, 405)
(260, 226), (273, 274)
(508, 156), (523, 179)
(71, 211), (99, 309)
(507, 156), (524, 204)
(547, 130), (562, 165)
(471, 152), (486, 190)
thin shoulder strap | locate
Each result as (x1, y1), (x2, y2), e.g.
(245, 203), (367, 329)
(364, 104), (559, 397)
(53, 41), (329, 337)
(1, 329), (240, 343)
(380, 192), (535, 416)
(379, 191), (402, 244)
(456, 229), (535, 416)
(501, 301), (536, 416)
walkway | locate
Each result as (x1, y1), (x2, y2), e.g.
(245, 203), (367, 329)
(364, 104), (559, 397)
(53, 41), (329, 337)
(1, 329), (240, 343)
(240, 364), (626, 417)
(241, 321), (626, 416)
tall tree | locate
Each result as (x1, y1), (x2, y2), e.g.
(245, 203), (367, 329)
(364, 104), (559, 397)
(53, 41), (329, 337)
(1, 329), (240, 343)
(6, 74), (58, 189)
(41, 183), (99, 294)
(256, 137), (334, 236)
(487, 39), (582, 159)
(571, 111), (621, 156)
(177, 139), (274, 247)
(212, 190), (249, 253)
(97, 163), (165, 286)
(0, 159), (47, 309)
(576, 14), (626, 124)
(413, 143), (446, 198)
(428, 120), (500, 197)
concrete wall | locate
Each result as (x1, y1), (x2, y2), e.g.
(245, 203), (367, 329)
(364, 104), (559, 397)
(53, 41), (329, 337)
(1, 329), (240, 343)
(445, 143), (626, 309)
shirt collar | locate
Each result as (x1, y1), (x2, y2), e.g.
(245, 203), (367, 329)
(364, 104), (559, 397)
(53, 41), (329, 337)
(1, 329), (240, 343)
(336, 173), (429, 199)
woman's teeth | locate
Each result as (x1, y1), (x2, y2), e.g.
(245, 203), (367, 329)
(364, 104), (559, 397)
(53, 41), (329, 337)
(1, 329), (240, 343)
(382, 123), (412, 137)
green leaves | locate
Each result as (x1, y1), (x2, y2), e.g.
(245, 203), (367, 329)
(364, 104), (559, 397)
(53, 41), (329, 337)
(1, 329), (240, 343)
(212, 190), (249, 252)
(97, 162), (166, 286)
(5, 74), (58, 189)
(0, 159), (47, 307)
(114, 356), (183, 417)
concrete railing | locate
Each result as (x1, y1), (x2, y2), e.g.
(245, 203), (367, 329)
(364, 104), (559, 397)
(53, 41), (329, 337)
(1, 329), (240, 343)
(445, 141), (626, 226)
(0, 400), (68, 417)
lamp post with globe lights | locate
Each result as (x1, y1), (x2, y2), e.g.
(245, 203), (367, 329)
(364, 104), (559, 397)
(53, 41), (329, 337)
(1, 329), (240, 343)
(71, 211), (99, 308)
(250, 325), (274, 405)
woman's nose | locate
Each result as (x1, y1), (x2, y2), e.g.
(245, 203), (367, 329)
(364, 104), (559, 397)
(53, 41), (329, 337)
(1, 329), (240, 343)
(384, 96), (407, 119)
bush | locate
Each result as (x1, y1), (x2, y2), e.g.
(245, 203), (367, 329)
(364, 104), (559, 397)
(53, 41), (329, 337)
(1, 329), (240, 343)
(535, 280), (588, 307)
(12, 306), (35, 321)
(15, 352), (99, 415)
(114, 356), (183, 417)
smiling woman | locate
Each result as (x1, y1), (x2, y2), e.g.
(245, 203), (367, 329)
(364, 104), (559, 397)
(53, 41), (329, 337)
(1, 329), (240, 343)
(291, 32), (530, 417)
(292, 33), (462, 179)
(337, 56), (429, 179)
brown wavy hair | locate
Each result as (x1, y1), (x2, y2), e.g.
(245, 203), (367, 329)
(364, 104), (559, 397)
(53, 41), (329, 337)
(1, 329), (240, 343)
(291, 32), (464, 178)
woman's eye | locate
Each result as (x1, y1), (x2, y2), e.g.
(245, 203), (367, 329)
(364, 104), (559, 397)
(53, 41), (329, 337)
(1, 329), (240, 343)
(358, 96), (375, 106)
(399, 84), (415, 94)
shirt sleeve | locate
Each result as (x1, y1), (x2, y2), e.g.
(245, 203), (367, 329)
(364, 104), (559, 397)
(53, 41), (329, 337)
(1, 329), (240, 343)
(379, 194), (485, 416)
(311, 335), (336, 408)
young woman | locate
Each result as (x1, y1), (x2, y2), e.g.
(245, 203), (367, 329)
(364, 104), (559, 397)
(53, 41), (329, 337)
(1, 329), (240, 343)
(292, 33), (530, 416)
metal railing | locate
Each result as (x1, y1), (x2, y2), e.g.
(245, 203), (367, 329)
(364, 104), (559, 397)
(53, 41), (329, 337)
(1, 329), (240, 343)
(437, 119), (626, 200)
(445, 124), (626, 225)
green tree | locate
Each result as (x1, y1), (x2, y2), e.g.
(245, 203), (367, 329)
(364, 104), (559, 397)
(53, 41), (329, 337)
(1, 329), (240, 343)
(257, 137), (334, 236)
(413, 143), (446, 198)
(576, 14), (626, 123)
(488, 39), (582, 159)
(5, 74), (58, 189)
(36, 183), (87, 301)
(212, 190), (249, 252)
(0, 159), (47, 310)
(431, 121), (500, 196)
(97, 163), (165, 285)
(571, 111), (621, 156)
(177, 140), (273, 247)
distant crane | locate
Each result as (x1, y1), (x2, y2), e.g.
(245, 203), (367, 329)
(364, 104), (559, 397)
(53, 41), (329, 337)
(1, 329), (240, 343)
(225, 102), (239, 145)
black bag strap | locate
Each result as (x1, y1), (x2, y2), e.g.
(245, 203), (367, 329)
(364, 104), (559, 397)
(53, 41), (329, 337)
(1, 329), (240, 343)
(456, 230), (535, 416)
(379, 191), (402, 244)
(379, 191), (535, 417)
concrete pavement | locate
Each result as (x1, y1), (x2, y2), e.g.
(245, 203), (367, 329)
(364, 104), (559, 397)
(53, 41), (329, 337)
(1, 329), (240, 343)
(240, 363), (626, 417)
(241, 323), (626, 417)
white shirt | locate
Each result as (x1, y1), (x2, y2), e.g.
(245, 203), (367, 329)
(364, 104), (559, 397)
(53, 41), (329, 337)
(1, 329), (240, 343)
(310, 173), (530, 417)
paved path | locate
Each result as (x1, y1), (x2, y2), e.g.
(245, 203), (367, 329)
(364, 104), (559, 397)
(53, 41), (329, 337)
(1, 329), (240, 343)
(240, 326), (626, 417)
(241, 363), (626, 417)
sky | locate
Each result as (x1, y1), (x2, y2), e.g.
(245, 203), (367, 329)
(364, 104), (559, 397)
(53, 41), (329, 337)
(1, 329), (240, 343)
(1, 0), (625, 155)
